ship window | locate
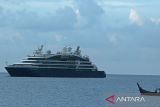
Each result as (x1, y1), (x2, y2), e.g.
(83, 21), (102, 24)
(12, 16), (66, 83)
(79, 66), (93, 68)
(28, 58), (45, 60)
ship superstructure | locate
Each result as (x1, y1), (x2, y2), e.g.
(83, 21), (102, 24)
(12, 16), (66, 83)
(5, 46), (106, 78)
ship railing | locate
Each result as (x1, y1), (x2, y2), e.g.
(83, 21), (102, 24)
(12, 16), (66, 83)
(21, 59), (91, 63)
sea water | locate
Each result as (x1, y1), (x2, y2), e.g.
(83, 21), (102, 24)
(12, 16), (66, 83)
(0, 73), (160, 107)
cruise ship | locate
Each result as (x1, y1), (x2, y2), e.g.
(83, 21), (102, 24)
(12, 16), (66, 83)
(5, 45), (106, 78)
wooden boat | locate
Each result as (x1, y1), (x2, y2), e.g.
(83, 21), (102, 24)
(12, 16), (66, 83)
(137, 83), (160, 96)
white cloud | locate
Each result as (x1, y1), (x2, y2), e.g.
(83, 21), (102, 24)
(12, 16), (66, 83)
(129, 8), (142, 26)
(75, 8), (80, 17)
(0, 2), (77, 31)
(150, 17), (160, 25)
(73, 8), (87, 28)
(99, 1), (141, 8)
(109, 34), (120, 45)
(54, 35), (65, 42)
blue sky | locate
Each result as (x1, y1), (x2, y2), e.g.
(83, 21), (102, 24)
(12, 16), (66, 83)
(0, 0), (160, 75)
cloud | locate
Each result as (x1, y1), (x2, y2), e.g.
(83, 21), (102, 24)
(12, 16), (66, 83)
(0, 0), (105, 32)
(129, 8), (142, 26)
(150, 17), (160, 25)
(54, 35), (65, 42)
(99, 1), (142, 8)
(109, 34), (120, 45)
(0, 3), (77, 31)
(74, 0), (104, 27)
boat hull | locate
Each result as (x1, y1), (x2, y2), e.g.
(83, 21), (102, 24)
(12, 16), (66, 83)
(141, 93), (160, 96)
(137, 83), (160, 96)
(5, 67), (106, 78)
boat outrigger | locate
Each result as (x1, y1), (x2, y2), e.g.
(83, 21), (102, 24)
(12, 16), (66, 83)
(137, 83), (160, 96)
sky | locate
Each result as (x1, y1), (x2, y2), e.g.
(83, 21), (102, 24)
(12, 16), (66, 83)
(0, 0), (160, 75)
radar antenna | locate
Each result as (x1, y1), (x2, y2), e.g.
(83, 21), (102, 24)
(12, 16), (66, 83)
(38, 45), (43, 52)
(68, 47), (72, 53)
(33, 45), (44, 55)
(75, 46), (81, 55)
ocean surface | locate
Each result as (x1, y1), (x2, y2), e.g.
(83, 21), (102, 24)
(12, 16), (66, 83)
(0, 73), (160, 107)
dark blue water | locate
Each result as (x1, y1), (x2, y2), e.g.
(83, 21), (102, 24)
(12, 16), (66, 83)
(0, 73), (160, 107)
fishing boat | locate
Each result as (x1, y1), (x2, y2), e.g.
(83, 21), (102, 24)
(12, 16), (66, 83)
(137, 83), (160, 96)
